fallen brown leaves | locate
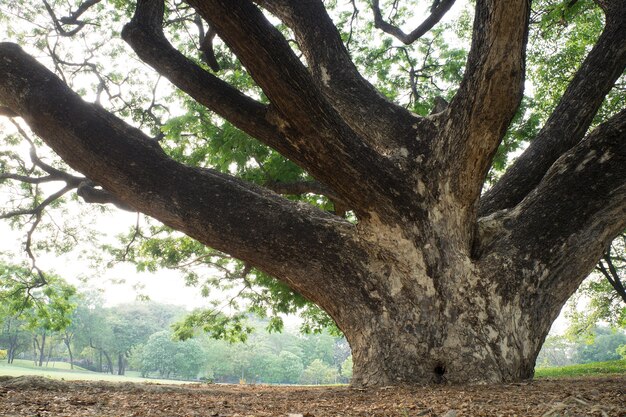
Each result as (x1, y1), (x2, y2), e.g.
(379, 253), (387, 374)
(0, 375), (623, 416)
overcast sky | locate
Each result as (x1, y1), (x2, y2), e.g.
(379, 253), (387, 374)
(0, 141), (207, 310)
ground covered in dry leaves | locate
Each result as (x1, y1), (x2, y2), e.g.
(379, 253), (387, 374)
(0, 375), (623, 416)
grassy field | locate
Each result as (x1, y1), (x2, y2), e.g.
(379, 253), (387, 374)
(4, 359), (89, 371)
(535, 359), (626, 378)
(2, 358), (625, 385)
(0, 359), (197, 384)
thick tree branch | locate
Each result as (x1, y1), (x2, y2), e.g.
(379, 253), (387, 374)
(264, 180), (348, 208)
(257, 0), (427, 155)
(597, 252), (626, 304)
(479, 3), (626, 216)
(0, 106), (18, 117)
(42, 0), (100, 37)
(76, 182), (134, 211)
(193, 14), (221, 72)
(480, 108), (626, 309)
(0, 42), (371, 312)
(371, 0), (456, 45)
(131, 0), (424, 223)
(442, 0), (530, 208)
(121, 0), (279, 147)
(186, 0), (331, 131)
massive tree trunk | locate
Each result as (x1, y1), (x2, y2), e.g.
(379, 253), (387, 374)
(0, 0), (625, 386)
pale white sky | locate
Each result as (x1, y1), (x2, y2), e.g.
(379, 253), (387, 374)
(0, 203), (207, 308)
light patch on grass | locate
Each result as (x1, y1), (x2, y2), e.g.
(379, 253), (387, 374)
(8, 359), (89, 371)
(535, 359), (626, 378)
(0, 361), (198, 385)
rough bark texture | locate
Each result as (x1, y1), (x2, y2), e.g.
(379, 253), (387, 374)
(0, 0), (625, 386)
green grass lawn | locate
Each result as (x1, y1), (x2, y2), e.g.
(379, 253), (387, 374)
(2, 358), (624, 385)
(535, 359), (626, 378)
(7, 359), (90, 371)
(0, 360), (197, 385)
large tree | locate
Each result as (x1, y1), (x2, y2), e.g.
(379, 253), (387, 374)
(0, 0), (625, 386)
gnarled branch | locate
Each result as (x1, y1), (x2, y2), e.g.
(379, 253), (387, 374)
(479, 2), (626, 216)
(481, 108), (626, 311)
(440, 0), (530, 210)
(42, 0), (101, 37)
(129, 0), (424, 223)
(257, 0), (425, 155)
(76, 182), (134, 211)
(0, 42), (371, 311)
(371, 0), (456, 45)
(193, 14), (221, 72)
(0, 119), (133, 212)
(59, 0), (102, 24)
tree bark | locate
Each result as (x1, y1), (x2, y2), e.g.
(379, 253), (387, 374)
(103, 350), (114, 375)
(117, 353), (125, 376)
(7, 333), (17, 364)
(35, 332), (46, 367)
(45, 340), (54, 367)
(479, 3), (626, 216)
(0, 0), (624, 386)
(64, 335), (74, 370)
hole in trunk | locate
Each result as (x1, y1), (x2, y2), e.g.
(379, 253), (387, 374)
(433, 364), (446, 383)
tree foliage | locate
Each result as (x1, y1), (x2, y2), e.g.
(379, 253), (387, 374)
(136, 330), (205, 379)
(0, 262), (76, 332)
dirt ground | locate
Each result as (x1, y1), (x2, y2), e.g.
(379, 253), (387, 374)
(0, 375), (624, 417)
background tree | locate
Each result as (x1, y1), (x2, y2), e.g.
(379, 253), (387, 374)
(0, 263), (76, 366)
(0, 310), (30, 364)
(535, 336), (576, 368)
(300, 359), (339, 385)
(70, 293), (116, 373)
(572, 327), (626, 364)
(341, 355), (354, 382)
(0, 0), (624, 386)
(107, 303), (183, 375)
(137, 330), (205, 379)
(202, 338), (237, 383)
(138, 331), (178, 378)
(173, 337), (206, 380)
(276, 351), (304, 384)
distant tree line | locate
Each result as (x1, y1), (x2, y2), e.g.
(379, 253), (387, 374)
(0, 285), (352, 384)
(1, 260), (623, 381)
(536, 326), (626, 368)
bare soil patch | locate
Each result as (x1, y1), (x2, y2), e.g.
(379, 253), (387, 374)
(0, 375), (624, 416)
